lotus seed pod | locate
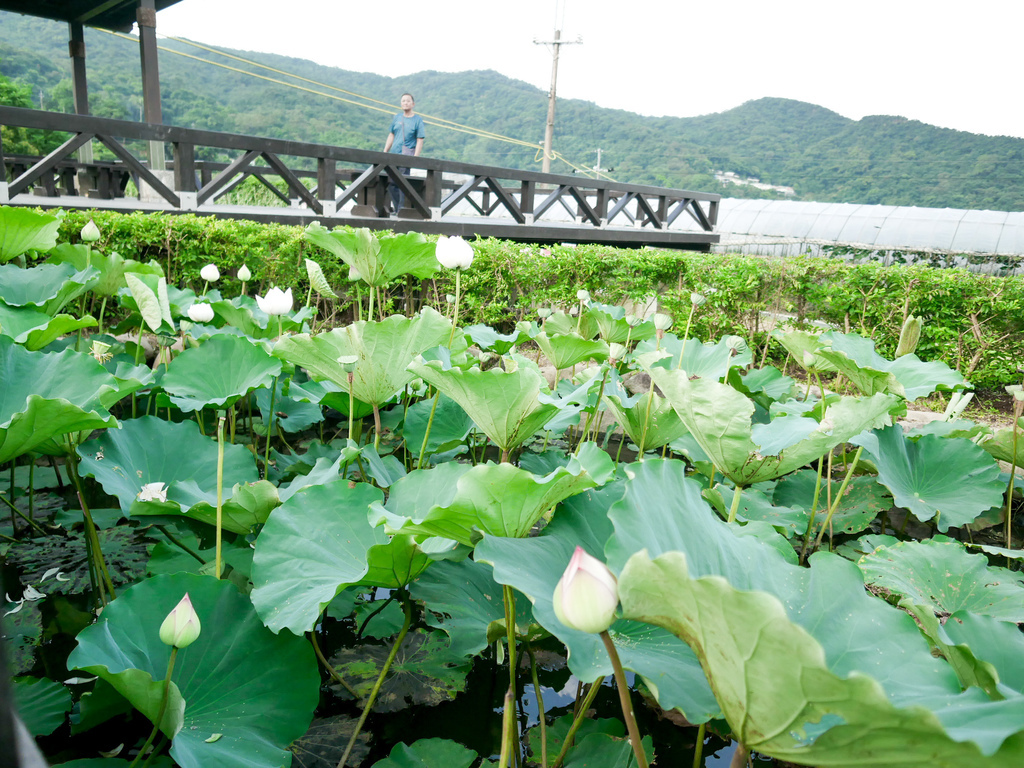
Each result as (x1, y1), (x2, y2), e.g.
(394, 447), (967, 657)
(802, 351), (816, 369)
(337, 354), (359, 373)
(576, 289), (591, 303)
(537, 308), (553, 319)
(895, 315), (922, 358)
(608, 343), (627, 362)
(652, 313), (673, 331)
(690, 292), (706, 306)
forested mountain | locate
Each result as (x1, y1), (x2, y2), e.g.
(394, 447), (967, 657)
(3, 12), (1024, 210)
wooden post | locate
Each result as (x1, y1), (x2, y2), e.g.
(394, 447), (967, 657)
(137, 0), (165, 170)
(68, 22), (94, 191)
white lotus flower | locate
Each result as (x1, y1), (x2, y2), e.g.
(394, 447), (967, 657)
(237, 264), (251, 282)
(200, 264), (220, 282)
(137, 482), (168, 502)
(576, 289), (591, 303)
(187, 303), (215, 323)
(256, 287), (293, 316)
(435, 235), (474, 270)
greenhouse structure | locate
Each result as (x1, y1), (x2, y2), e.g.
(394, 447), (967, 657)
(692, 199), (1024, 274)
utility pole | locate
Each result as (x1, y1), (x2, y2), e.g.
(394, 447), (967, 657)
(534, 29), (581, 174)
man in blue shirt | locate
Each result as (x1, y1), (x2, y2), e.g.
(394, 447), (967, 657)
(383, 93), (425, 213)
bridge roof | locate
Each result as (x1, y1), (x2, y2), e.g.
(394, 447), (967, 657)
(0, 0), (183, 32)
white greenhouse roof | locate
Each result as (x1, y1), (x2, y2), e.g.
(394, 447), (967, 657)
(699, 199), (1024, 257)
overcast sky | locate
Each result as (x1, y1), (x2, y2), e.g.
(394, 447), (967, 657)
(154, 0), (1023, 139)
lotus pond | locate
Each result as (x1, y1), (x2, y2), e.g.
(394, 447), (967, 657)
(2, 206), (1024, 768)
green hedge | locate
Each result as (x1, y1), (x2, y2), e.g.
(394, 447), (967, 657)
(56, 210), (1024, 389)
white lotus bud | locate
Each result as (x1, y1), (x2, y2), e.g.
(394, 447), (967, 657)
(187, 303), (215, 323)
(81, 219), (101, 243)
(552, 546), (618, 634)
(159, 593), (201, 649)
(200, 264), (220, 282)
(237, 264), (251, 282)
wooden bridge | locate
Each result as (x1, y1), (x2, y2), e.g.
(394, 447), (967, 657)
(1, 106), (720, 251)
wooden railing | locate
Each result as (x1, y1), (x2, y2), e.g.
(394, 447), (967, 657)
(1, 106), (720, 248)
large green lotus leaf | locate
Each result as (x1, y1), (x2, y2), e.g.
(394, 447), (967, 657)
(602, 370), (688, 451)
(409, 557), (534, 658)
(772, 329), (838, 373)
(637, 334), (745, 382)
(401, 393), (474, 456)
(602, 460), (957, 703)
(161, 334), (282, 412)
(475, 480), (721, 725)
(68, 573), (319, 768)
(772, 469), (891, 535)
(409, 356), (560, 453)
(254, 378), (324, 434)
(373, 443), (613, 546)
(251, 481), (430, 634)
(903, 604), (1002, 699)
(0, 303), (96, 350)
(463, 323), (529, 354)
(0, 206), (60, 262)
(173, 479), (280, 534)
(858, 539), (1024, 622)
(533, 331), (609, 369)
(275, 308), (453, 406)
(371, 738), (477, 768)
(0, 262), (99, 315)
(736, 365), (798, 407)
(123, 272), (174, 333)
(851, 424), (1004, 531)
(77, 416), (258, 517)
(978, 420), (1024, 466)
(819, 331), (967, 400)
(100, 359), (157, 409)
(12, 676), (73, 736)
(0, 337), (118, 464)
(48, 244), (164, 297)
(942, 611), (1024, 694)
(618, 549), (1024, 765)
(650, 367), (896, 485)
(711, 484), (809, 539)
(304, 223), (438, 287)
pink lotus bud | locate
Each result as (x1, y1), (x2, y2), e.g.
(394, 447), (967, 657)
(552, 546), (618, 634)
(158, 593), (201, 649)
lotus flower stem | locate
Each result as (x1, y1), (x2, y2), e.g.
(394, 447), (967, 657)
(347, 372), (356, 446)
(337, 590), (413, 768)
(813, 446), (863, 553)
(264, 377), (278, 478)
(729, 743), (749, 768)
(215, 415), (226, 579)
(128, 647), (178, 768)
(799, 455), (827, 565)
(525, 643), (548, 768)
(496, 688), (515, 768)
(97, 296), (108, 335)
(599, 630), (649, 768)
(675, 302), (698, 370)
(550, 676), (604, 768)
(0, 489), (45, 537)
(579, 366), (611, 451)
(502, 584), (519, 755)
(416, 391), (442, 468)
(156, 525), (205, 564)
(447, 270), (462, 348)
(1006, 406), (1022, 549)
(727, 484), (744, 524)
(372, 403), (382, 452)
(692, 722), (706, 768)
(309, 630), (359, 700)
(66, 444), (115, 603)
(27, 459), (34, 519)
(367, 284), (375, 323)
(637, 388), (656, 458)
